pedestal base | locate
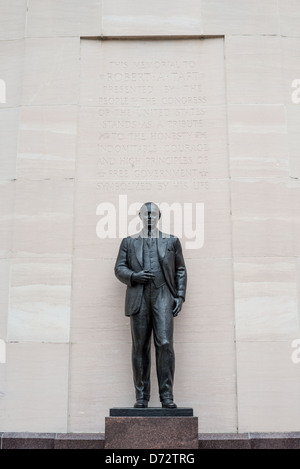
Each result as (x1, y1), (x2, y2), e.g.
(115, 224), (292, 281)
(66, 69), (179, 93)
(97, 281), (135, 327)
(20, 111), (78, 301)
(105, 408), (198, 449)
(109, 407), (193, 417)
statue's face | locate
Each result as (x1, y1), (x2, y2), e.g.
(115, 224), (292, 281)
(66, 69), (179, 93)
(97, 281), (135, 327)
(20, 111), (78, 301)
(139, 203), (160, 232)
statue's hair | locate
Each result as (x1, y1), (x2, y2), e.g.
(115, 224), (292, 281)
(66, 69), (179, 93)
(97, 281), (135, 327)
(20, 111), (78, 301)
(139, 202), (161, 218)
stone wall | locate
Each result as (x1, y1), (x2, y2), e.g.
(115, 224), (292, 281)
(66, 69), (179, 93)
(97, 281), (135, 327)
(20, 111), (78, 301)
(0, 0), (300, 434)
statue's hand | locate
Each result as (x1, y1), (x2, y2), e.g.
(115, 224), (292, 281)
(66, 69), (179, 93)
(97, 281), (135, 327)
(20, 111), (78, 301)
(173, 297), (183, 317)
(132, 271), (155, 284)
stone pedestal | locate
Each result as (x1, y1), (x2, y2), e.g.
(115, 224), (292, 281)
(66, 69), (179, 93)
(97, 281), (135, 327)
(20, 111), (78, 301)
(104, 408), (198, 449)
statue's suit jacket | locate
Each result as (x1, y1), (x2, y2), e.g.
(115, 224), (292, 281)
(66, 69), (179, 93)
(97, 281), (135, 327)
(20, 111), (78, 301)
(115, 231), (187, 316)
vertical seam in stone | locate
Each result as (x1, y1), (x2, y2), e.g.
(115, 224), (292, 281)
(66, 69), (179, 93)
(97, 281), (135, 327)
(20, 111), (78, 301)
(66, 35), (82, 434)
(100, 0), (103, 37)
(25, 0), (29, 39)
(223, 34), (239, 434)
(277, 0), (281, 37)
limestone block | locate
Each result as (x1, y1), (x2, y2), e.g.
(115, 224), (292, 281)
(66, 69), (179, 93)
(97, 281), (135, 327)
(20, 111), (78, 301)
(102, 0), (202, 36)
(21, 38), (80, 105)
(71, 258), (127, 344)
(237, 342), (300, 432)
(17, 105), (77, 179)
(0, 40), (24, 108)
(0, 364), (5, 418)
(7, 258), (72, 343)
(282, 37), (300, 105)
(12, 179), (74, 258)
(0, 259), (10, 341)
(26, 0), (101, 37)
(297, 255), (300, 294)
(226, 36), (282, 104)
(0, 343), (69, 432)
(286, 105), (300, 179)
(0, 0), (27, 40)
(228, 105), (289, 178)
(284, 38), (300, 178)
(0, 181), (15, 258)
(0, 108), (19, 180)
(175, 258), (234, 344)
(202, 0), (279, 35)
(234, 258), (299, 341)
(279, 0), (300, 37)
(231, 178), (299, 257)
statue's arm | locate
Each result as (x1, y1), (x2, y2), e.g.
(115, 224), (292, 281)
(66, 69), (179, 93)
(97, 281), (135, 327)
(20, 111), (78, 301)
(114, 238), (135, 287)
(174, 238), (187, 301)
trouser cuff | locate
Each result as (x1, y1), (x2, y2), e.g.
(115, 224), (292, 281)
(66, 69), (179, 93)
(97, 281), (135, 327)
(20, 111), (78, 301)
(160, 394), (173, 402)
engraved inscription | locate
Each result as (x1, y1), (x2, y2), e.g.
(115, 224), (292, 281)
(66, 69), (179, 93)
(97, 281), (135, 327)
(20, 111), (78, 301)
(79, 40), (226, 192)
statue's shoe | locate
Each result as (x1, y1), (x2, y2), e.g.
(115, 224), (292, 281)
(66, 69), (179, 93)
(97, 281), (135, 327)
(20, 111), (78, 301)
(134, 399), (148, 408)
(161, 399), (177, 409)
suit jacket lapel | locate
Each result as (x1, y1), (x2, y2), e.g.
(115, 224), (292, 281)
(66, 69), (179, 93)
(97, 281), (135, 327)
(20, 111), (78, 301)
(157, 235), (169, 262)
(134, 236), (143, 269)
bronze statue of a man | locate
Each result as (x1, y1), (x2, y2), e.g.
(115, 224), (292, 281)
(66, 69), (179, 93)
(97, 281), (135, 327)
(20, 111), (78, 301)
(114, 202), (187, 408)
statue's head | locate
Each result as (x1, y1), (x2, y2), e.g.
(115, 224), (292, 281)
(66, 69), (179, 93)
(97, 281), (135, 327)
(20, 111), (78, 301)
(139, 202), (161, 232)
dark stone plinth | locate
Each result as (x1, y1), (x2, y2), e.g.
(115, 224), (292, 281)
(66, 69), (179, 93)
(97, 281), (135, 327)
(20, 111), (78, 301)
(2, 432), (55, 449)
(105, 416), (198, 449)
(0, 432), (300, 449)
(54, 433), (105, 449)
(110, 407), (193, 417)
(250, 432), (300, 449)
(199, 433), (251, 449)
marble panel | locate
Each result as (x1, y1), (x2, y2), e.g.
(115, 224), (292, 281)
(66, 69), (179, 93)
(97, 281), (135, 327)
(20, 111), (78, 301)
(12, 179), (74, 258)
(228, 105), (289, 178)
(282, 37), (300, 105)
(202, 0), (279, 35)
(0, 259), (10, 341)
(226, 36), (282, 105)
(0, 0), (27, 40)
(17, 105), (77, 179)
(0, 40), (24, 108)
(0, 181), (15, 258)
(231, 178), (299, 257)
(26, 0), (101, 37)
(102, 0), (202, 36)
(0, 343), (69, 432)
(0, 108), (19, 180)
(279, 0), (300, 37)
(234, 258), (299, 341)
(237, 341), (300, 432)
(8, 258), (72, 342)
(286, 105), (300, 179)
(21, 38), (80, 105)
